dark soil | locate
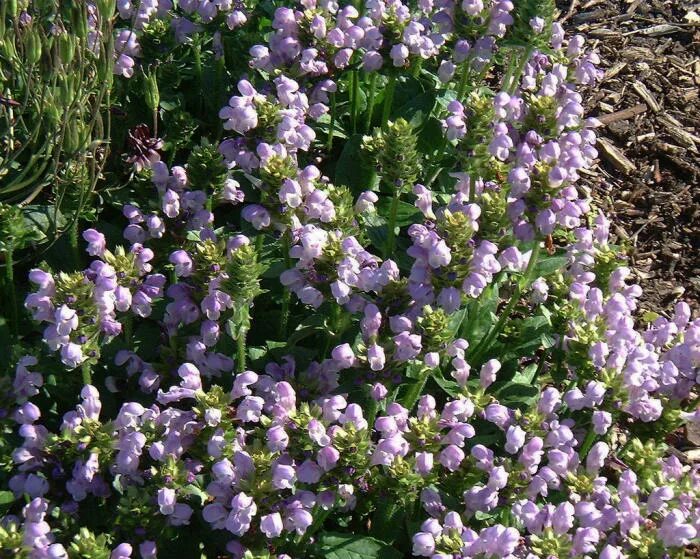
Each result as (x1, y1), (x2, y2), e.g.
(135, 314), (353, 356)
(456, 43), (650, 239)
(560, 0), (700, 314)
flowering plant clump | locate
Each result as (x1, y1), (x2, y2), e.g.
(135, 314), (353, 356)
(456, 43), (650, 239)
(1, 1), (699, 558)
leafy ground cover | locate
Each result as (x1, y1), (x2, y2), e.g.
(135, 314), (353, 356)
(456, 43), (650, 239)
(0, 1), (699, 558)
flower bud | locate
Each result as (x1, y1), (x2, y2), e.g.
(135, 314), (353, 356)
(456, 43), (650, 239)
(58, 76), (76, 107)
(23, 28), (42, 65)
(144, 71), (160, 113)
(43, 103), (61, 128)
(96, 0), (116, 20)
(370, 383), (388, 401)
(415, 452), (434, 475)
(63, 120), (87, 154)
(58, 34), (76, 66)
(70, 5), (89, 41)
(479, 358), (501, 388)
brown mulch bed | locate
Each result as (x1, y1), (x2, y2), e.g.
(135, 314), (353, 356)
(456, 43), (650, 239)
(560, 0), (700, 314)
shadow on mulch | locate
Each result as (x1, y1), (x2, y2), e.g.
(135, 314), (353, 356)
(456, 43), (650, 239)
(561, 0), (700, 314)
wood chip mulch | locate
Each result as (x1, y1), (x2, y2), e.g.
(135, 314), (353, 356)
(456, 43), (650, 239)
(561, 0), (700, 314)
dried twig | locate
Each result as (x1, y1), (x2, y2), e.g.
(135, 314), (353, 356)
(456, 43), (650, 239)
(560, 0), (579, 23)
(597, 137), (636, 174)
(631, 82), (661, 112)
(657, 114), (700, 153)
(624, 24), (683, 37)
(596, 103), (647, 125)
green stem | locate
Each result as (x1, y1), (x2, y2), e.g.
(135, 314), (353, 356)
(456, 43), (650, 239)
(123, 314), (133, 345)
(471, 242), (542, 362)
(456, 64), (470, 100)
(69, 219), (80, 270)
(3, 247), (18, 336)
(371, 499), (402, 540)
(412, 58), (423, 78)
(381, 75), (397, 128)
(192, 40), (203, 113)
(616, 435), (632, 460)
(237, 322), (248, 373)
(506, 46), (533, 95)
(214, 57), (226, 140)
(401, 366), (432, 411)
(350, 69), (359, 134)
(384, 189), (400, 259)
(81, 362), (92, 386)
(501, 51), (517, 94)
(7, 96), (14, 151)
(152, 108), (158, 138)
(579, 428), (598, 458)
(326, 91), (336, 152)
(296, 505), (332, 548)
(322, 304), (341, 358)
(364, 72), (378, 132)
(169, 332), (178, 358)
(365, 392), (379, 433)
(279, 232), (291, 339)
(425, 165), (443, 188)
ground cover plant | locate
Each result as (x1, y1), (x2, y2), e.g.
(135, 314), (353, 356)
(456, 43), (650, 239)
(0, 0), (698, 558)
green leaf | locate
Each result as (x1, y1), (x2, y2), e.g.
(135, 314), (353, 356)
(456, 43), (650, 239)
(285, 313), (327, 346)
(390, 76), (424, 117)
(511, 363), (538, 384)
(501, 313), (556, 358)
(315, 115), (350, 140)
(0, 491), (15, 505)
(315, 532), (403, 559)
(181, 484), (208, 506)
(262, 258), (287, 279)
(335, 134), (378, 194)
(376, 197), (422, 226)
(534, 255), (568, 277)
(132, 322), (162, 361)
(446, 307), (468, 339)
(247, 346), (268, 363)
(520, 315), (550, 331)
(0, 318), (10, 373)
(21, 205), (67, 245)
(461, 282), (500, 343)
(432, 372), (461, 397)
(369, 497), (409, 547)
(404, 361), (425, 379)
(362, 213), (388, 253)
(497, 383), (540, 408)
(418, 117), (446, 154)
(435, 89), (458, 110)
(392, 92), (436, 128)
